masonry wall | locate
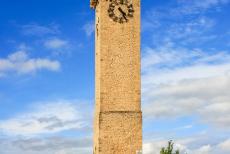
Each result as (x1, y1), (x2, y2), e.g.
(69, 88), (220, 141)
(93, 0), (142, 153)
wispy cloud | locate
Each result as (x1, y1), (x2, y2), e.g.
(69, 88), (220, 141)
(142, 0), (230, 47)
(82, 21), (94, 37)
(218, 139), (230, 152)
(144, 137), (230, 154)
(0, 100), (89, 136)
(142, 44), (230, 129)
(141, 0), (230, 152)
(44, 38), (69, 49)
(144, 140), (191, 154)
(0, 137), (92, 154)
(21, 23), (59, 36)
(0, 51), (60, 76)
(0, 99), (93, 153)
(143, 13), (216, 45)
(177, 0), (230, 10)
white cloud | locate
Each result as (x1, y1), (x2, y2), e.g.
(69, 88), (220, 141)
(143, 137), (230, 154)
(83, 22), (95, 37)
(167, 17), (216, 40)
(8, 50), (28, 62)
(142, 0), (229, 47)
(178, 0), (230, 9)
(191, 145), (211, 154)
(142, 45), (204, 70)
(143, 12), (216, 45)
(21, 23), (59, 36)
(0, 137), (92, 154)
(143, 141), (166, 154)
(171, 0), (230, 16)
(44, 38), (69, 49)
(218, 139), (230, 152)
(141, 1), (230, 151)
(0, 99), (93, 153)
(174, 125), (193, 130)
(143, 140), (187, 154)
(0, 51), (60, 76)
(0, 101), (88, 136)
(142, 45), (230, 129)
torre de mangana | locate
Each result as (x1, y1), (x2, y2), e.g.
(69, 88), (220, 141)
(90, 0), (142, 153)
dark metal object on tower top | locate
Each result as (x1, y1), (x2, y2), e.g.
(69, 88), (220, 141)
(90, 0), (98, 9)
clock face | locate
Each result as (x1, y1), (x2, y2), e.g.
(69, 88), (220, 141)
(108, 0), (134, 23)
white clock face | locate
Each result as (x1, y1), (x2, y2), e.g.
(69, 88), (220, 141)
(108, 0), (134, 23)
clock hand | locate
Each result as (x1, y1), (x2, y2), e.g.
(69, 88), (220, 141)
(118, 7), (128, 21)
(118, 7), (126, 15)
(123, 14), (128, 21)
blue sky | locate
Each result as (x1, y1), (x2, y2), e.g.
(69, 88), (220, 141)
(0, 0), (230, 154)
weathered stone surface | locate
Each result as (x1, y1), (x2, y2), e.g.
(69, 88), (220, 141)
(97, 111), (142, 153)
(92, 0), (142, 153)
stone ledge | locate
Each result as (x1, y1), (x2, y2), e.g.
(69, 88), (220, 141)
(99, 111), (142, 114)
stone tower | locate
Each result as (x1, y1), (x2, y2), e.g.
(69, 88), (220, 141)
(90, 0), (142, 153)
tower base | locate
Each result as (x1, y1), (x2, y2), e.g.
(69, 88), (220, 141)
(94, 111), (142, 154)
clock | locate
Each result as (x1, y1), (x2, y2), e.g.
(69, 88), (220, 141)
(108, 0), (134, 23)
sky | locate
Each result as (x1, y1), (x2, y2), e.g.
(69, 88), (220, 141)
(0, 0), (230, 154)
